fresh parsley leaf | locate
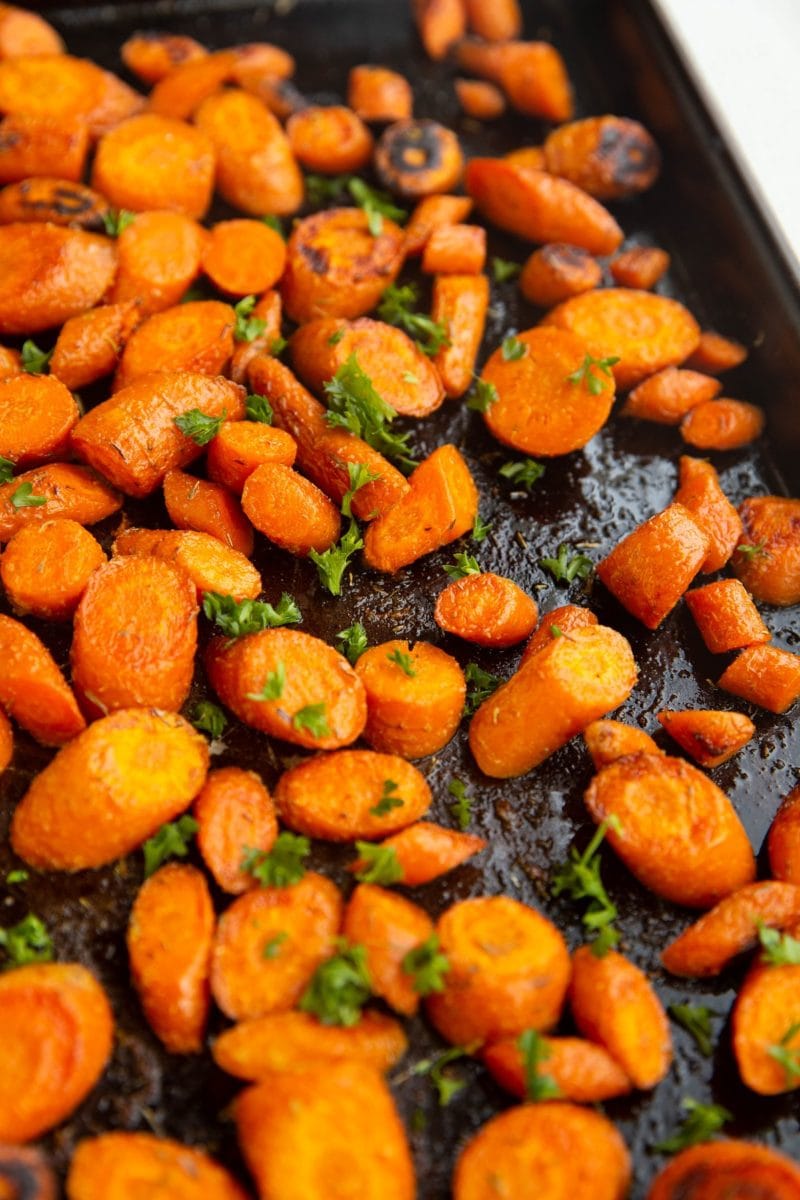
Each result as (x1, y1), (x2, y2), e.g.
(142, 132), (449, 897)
(336, 621), (368, 665)
(767, 1022), (800, 1086)
(472, 513), (492, 542)
(501, 334), (527, 361)
(242, 832), (310, 888)
(551, 817), (622, 956)
(668, 1004), (716, 1058)
(293, 702), (330, 739)
(539, 542), (593, 584)
(102, 208), (135, 237)
(448, 778), (473, 831)
(566, 353), (620, 396)
(466, 378), (499, 414)
(10, 482), (47, 510)
(499, 458), (545, 490)
(0, 455), (15, 484)
(353, 841), (403, 885)
(324, 354), (416, 471)
(21, 339), (52, 375)
(246, 661), (286, 702)
(263, 931), (288, 959)
(444, 552), (481, 581)
(202, 592), (301, 637)
(736, 542), (768, 561)
(341, 461), (379, 518)
(402, 933), (449, 995)
(174, 407), (225, 446)
(309, 518), (363, 596)
(304, 173), (351, 207)
(270, 335), (288, 356)
(412, 1044), (479, 1106)
(245, 393), (273, 424)
(5, 869), (28, 885)
(191, 700), (228, 740)
(464, 662), (502, 716)
(654, 1098), (732, 1155)
(401, 370), (418, 384)
(758, 922), (800, 966)
(142, 815), (199, 878)
(377, 283), (450, 357)
(261, 213), (284, 237)
(387, 648), (416, 677)
(233, 295), (267, 343)
(491, 257), (522, 283)
(370, 779), (405, 817)
(518, 1029), (562, 1101)
(0, 914), (53, 970)
(299, 938), (372, 1026)
(328, 327), (346, 345)
(550, 625), (564, 638)
(411, 1107), (427, 1133)
(347, 177), (407, 236)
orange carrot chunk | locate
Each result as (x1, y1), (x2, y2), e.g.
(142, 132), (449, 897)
(647, 1140), (800, 1200)
(374, 119), (464, 198)
(50, 300), (142, 392)
(674, 456), (743, 573)
(685, 329), (748, 374)
(347, 64), (413, 123)
(482, 1034), (632, 1102)
(241, 462), (341, 556)
(403, 193), (473, 256)
(768, 785), (800, 885)
(610, 245), (669, 290)
(194, 766), (277, 894)
(229, 288), (283, 384)
(733, 496), (800, 607)
(685, 578), (770, 653)
(0, 374), (80, 468)
(206, 420), (298, 495)
(353, 821), (486, 886)
(110, 210), (207, 314)
(0, 612), (85, 745)
(657, 709), (755, 768)
(114, 527), (260, 602)
(0, 463), (122, 542)
(148, 48), (237, 120)
(202, 219), (287, 296)
(431, 273), (489, 399)
(520, 603), (598, 665)
(434, 571), (538, 647)
(0, 223), (117, 336)
(0, 54), (143, 140)
(163, 469), (254, 557)
(623, 368), (721, 425)
(519, 243), (603, 309)
(718, 645), (800, 713)
(0, 708), (12, 775)
(286, 104), (373, 174)
(120, 32), (207, 85)
(456, 40), (573, 122)
(92, 113), (215, 219)
(733, 957), (800, 1095)
(0, 5), (64, 56)
(0, 177), (109, 231)
(342, 882), (434, 1015)
(681, 398), (765, 451)
(0, 518), (105, 620)
(112, 300), (235, 391)
(543, 115), (660, 199)
(463, 0), (522, 40)
(413, 0), (467, 60)
(421, 223), (486, 275)
(583, 719), (661, 770)
(0, 112), (88, 185)
(67, 1132), (247, 1200)
(504, 145), (547, 170)
(454, 78), (506, 120)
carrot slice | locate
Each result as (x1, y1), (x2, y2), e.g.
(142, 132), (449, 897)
(202, 219), (287, 296)
(0, 518), (105, 620)
(685, 329), (748, 374)
(120, 32), (207, 85)
(374, 119), (463, 199)
(51, 301), (141, 392)
(274, 749), (431, 841)
(359, 820), (486, 886)
(454, 78), (506, 120)
(286, 104), (373, 174)
(311, 429), (411, 521)
(0, 5), (64, 56)
(733, 495), (800, 607)
(0, 1145), (56, 1200)
(435, 571), (538, 647)
(0, 708), (12, 775)
(148, 49), (236, 120)
(92, 113), (215, 219)
(347, 64), (413, 123)
(457, 41), (573, 122)
(343, 882), (434, 1015)
(520, 603), (598, 665)
(127, 863), (214, 1054)
(623, 368), (721, 425)
(430, 272), (489, 398)
(0, 963), (112, 1144)
(0, 462), (121, 543)
(482, 1034), (632, 1102)
(10, 708), (209, 871)
(768, 785), (800, 884)
(0, 112), (88, 185)
(0, 613), (85, 744)
(661, 881), (800, 977)
(110, 210), (207, 314)
(114, 527), (260, 602)
(194, 766), (277, 894)
(0, 342), (21, 377)
(583, 718), (661, 770)
(718, 645), (800, 713)
(519, 242), (603, 308)
(681, 398), (765, 451)
(210, 873), (342, 1021)
(355, 639), (465, 758)
(241, 462), (341, 555)
(674, 456), (743, 573)
(403, 193), (473, 256)
(421, 223), (486, 275)
(0, 177), (108, 229)
(0, 222), (116, 335)
(543, 115), (660, 200)
(163, 469), (254, 557)
(206, 420), (297, 495)
(733, 958), (800, 1095)
(425, 895), (570, 1045)
(657, 709), (755, 768)
(584, 751), (756, 907)
(113, 300), (235, 391)
(0, 374), (79, 468)
(685, 578), (769, 653)
(454, 1102), (631, 1200)
(67, 1132), (247, 1200)
(610, 245), (669, 289)
(0, 53), (143, 139)
(647, 1139), (800, 1199)
(413, 0), (467, 60)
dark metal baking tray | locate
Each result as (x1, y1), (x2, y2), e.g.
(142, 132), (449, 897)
(1, 1), (799, 1196)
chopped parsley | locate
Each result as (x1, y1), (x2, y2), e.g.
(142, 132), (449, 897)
(21, 339), (52, 375)
(501, 334), (527, 361)
(292, 702), (330, 739)
(654, 1098), (732, 1155)
(242, 833), (310, 888)
(246, 661), (286, 702)
(299, 938), (372, 1026)
(767, 1022), (800, 1087)
(518, 1029), (562, 1101)
(102, 208), (135, 237)
(444, 552), (481, 581)
(758, 922), (800, 966)
(668, 1004), (716, 1058)
(491, 257), (521, 283)
(233, 295), (267, 343)
(9, 482), (46, 509)
(402, 934), (450, 995)
(142, 815), (199, 878)
(262, 931), (289, 959)
(448, 778), (473, 831)
(499, 458), (545, 490)
(0, 914), (53, 970)
(466, 378), (498, 413)
(412, 1044), (478, 1106)
(202, 592), (301, 637)
(0, 455), (14, 484)
(324, 354), (416, 471)
(309, 519), (364, 596)
(347, 177), (407, 236)
(551, 817), (622, 956)
(336, 621), (368, 665)
(353, 841), (404, 885)
(341, 461), (378, 518)
(539, 542), (593, 584)
(464, 662), (502, 716)
(191, 700), (228, 740)
(566, 353), (619, 395)
(173, 408), (225, 446)
(370, 779), (404, 817)
(245, 393), (273, 424)
(472, 513), (492, 542)
(377, 283), (450, 356)
(261, 214), (284, 237)
(387, 648), (416, 677)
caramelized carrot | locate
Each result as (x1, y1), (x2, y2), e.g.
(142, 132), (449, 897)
(244, 354), (329, 470)
(623, 368), (722, 424)
(504, 145), (546, 170)
(0, 223), (117, 335)
(0, 1145), (56, 1200)
(657, 709), (755, 768)
(163, 469), (252, 556)
(426, 895), (569, 1044)
(347, 64), (413, 123)
(0, 964), (112, 1144)
(457, 41), (573, 122)
(0, 342), (20, 377)
(274, 749), (431, 841)
(584, 751), (756, 907)
(113, 527), (261, 602)
(583, 718), (661, 770)
(67, 1133), (247, 1200)
(110, 210), (207, 314)
(0, 707), (12, 775)
(685, 578), (770, 653)
(0, 518), (105, 620)
(241, 462), (341, 555)
(685, 329), (748, 374)
(413, 0), (466, 60)
(0, 374), (79, 468)
(681, 398), (765, 451)
(229, 289), (283, 384)
(355, 639), (466, 758)
(50, 301), (141, 392)
(647, 1139), (800, 1199)
(519, 603), (598, 665)
(733, 958), (800, 1095)
(0, 5), (64, 56)
(210, 873), (342, 1021)
(482, 1034), (632, 1102)
(127, 863), (214, 1054)
(610, 245), (669, 289)
(0, 53), (143, 139)
(202, 219), (286, 296)
(421, 222), (486, 274)
(357, 820), (486, 886)
(431, 272), (489, 398)
(733, 496), (800, 607)
(343, 883), (434, 1014)
(519, 242), (603, 308)
(120, 31), (207, 84)
(0, 612), (85, 744)
(0, 462), (121, 543)
(435, 571), (538, 646)
(674, 455), (743, 572)
(470, 624), (637, 779)
(463, 0), (521, 41)
(718, 645), (800, 713)
(148, 49), (236, 120)
(768, 785), (800, 885)
(92, 113), (215, 219)
(454, 78), (505, 120)
(228, 41), (296, 87)
(207, 420), (297, 494)
(113, 300), (235, 390)
(543, 115), (660, 199)
(403, 193), (473, 256)
(194, 766), (277, 894)
(374, 118), (464, 198)
(0, 112), (88, 184)
(287, 104), (373, 174)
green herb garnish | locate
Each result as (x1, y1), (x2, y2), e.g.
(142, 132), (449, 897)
(370, 779), (404, 817)
(387, 648), (416, 677)
(499, 458), (545, 490)
(448, 778), (473, 831)
(174, 408), (225, 446)
(353, 841), (403, 885)
(341, 461), (379, 518)
(654, 1098), (732, 1155)
(324, 354), (416, 471)
(0, 914), (53, 970)
(242, 832), (310, 888)
(299, 938), (372, 1026)
(501, 334), (527, 361)
(21, 339), (52, 375)
(443, 552), (481, 581)
(309, 519), (364, 596)
(402, 934), (450, 995)
(518, 1029), (562, 1101)
(246, 661), (286, 702)
(491, 257), (521, 283)
(377, 283), (450, 357)
(293, 702), (330, 739)
(142, 815), (199, 878)
(245, 393), (274, 424)
(191, 700), (228, 740)
(102, 208), (135, 237)
(464, 662), (502, 716)
(202, 592), (301, 637)
(668, 1004), (716, 1058)
(466, 378), (498, 413)
(9, 482), (46, 509)
(539, 543), (593, 584)
(551, 817), (621, 956)
(336, 621), (368, 665)
(233, 295), (267, 343)
(566, 353), (619, 395)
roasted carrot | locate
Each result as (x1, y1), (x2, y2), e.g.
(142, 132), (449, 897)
(435, 571), (538, 646)
(163, 469), (253, 556)
(454, 77), (506, 120)
(347, 64), (413, 122)
(229, 289), (283, 384)
(623, 368), (722, 424)
(733, 495), (800, 606)
(464, 0), (520, 39)
(0, 707), (12, 775)
(520, 603), (598, 665)
(0, 963), (112, 1144)
(768, 785), (800, 885)
(504, 145), (547, 169)
(354, 820), (486, 885)
(92, 113), (215, 219)
(374, 118), (464, 198)
(113, 300), (235, 390)
(0, 518), (105, 620)
(50, 301), (141, 391)
(661, 881), (800, 978)
(519, 242), (603, 308)
(212, 1009), (407, 1080)
(0, 222), (117, 335)
(0, 612), (85, 744)
(127, 863), (214, 1054)
(195, 87), (304, 216)
(482, 1034), (632, 1102)
(110, 210), (207, 314)
(287, 104), (373, 174)
(597, 503), (709, 629)
(206, 627), (367, 751)
(0, 5), (64, 56)
(470, 624), (637, 779)
(194, 766), (277, 894)
(481, 325), (614, 456)
(228, 41), (296, 86)
(685, 578), (770, 653)
(0, 53), (143, 139)
(610, 245), (670, 289)
(236, 1063), (416, 1200)
(421, 222), (486, 274)
(674, 456), (743, 572)
(466, 159), (622, 255)
(584, 751), (756, 907)
(431, 272), (489, 398)
(71, 554), (198, 717)
(583, 718), (661, 770)
(120, 32), (207, 85)
(426, 895), (570, 1044)
(202, 219), (287, 297)
(66, 1132), (247, 1200)
(456, 40), (573, 122)
(0, 1145), (56, 1200)
(206, 420), (298, 494)
(210, 873), (342, 1021)
(647, 1139), (800, 1199)
(0, 463), (121, 542)
(681, 398), (765, 451)
(0, 342), (20, 377)
(241, 462), (341, 555)
(718, 645), (800, 713)
(543, 114), (660, 199)
(413, 0), (466, 60)
(71, 370), (245, 498)
(342, 883), (434, 1015)
(454, 1103), (631, 1200)
(113, 527), (261, 602)
(244, 354), (329, 470)
(281, 207), (405, 324)
(685, 329), (748, 374)
(0, 112), (88, 184)
(0, 374), (80, 468)
(733, 956), (800, 1095)
(403, 193), (473, 256)
(355, 639), (466, 758)
(236, 74), (305, 122)
(542, 288), (701, 390)
(274, 749), (431, 841)
(657, 709), (755, 768)
(148, 49), (236, 120)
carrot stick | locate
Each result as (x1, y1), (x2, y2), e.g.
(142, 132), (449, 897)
(430, 273), (489, 398)
(674, 456), (742, 573)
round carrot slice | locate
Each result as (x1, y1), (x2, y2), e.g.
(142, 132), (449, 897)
(92, 113), (215, 219)
(681, 398), (765, 450)
(286, 104), (373, 174)
(0, 463), (122, 543)
(647, 1139), (800, 1199)
(0, 6), (64, 56)
(194, 766), (278, 894)
(435, 571), (538, 646)
(113, 300), (235, 391)
(0, 374), (79, 468)
(482, 1034), (632, 1102)
(0, 963), (113, 1144)
(343, 882), (433, 1015)
(163, 469), (254, 557)
(481, 326), (614, 456)
(374, 118), (464, 197)
(206, 421), (298, 494)
(733, 959), (800, 1095)
(425, 895), (570, 1045)
(355, 639), (465, 759)
(274, 749), (431, 841)
(0, 223), (117, 335)
(120, 32), (207, 85)
(0, 612), (85, 745)
(113, 527), (260, 602)
(110, 210), (207, 314)
(541, 287), (701, 390)
(67, 1132), (248, 1200)
(454, 1102), (631, 1200)
(202, 219), (287, 296)
(210, 873), (342, 1021)
(240, 462), (341, 555)
(519, 242), (603, 308)
(0, 518), (105, 620)
(733, 496), (800, 607)
(543, 115), (660, 200)
(0, 54), (143, 138)
(206, 627), (367, 751)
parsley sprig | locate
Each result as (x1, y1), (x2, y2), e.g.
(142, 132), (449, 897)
(324, 354), (416, 472)
(202, 592), (301, 637)
(352, 841), (403, 885)
(245, 393), (273, 424)
(402, 934), (450, 995)
(767, 1022), (800, 1087)
(444, 552), (481, 581)
(21, 339), (52, 375)
(233, 295), (267, 343)
(102, 208), (135, 237)
(758, 923), (800, 966)
(499, 458), (545, 490)
(501, 334), (527, 361)
(299, 939), (372, 1026)
(539, 542), (593, 584)
(341, 461), (378, 518)
(246, 661), (286, 702)
(293, 703), (329, 739)
(242, 832), (310, 888)
(336, 621), (368, 665)
(518, 1029), (562, 1101)
(0, 455), (14, 484)
(551, 817), (621, 956)
(309, 519), (363, 596)
(377, 283), (450, 357)
(0, 914), (53, 970)
(472, 513), (492, 542)
(174, 408), (226, 446)
(566, 353), (619, 395)
(668, 1003), (717, 1058)
(491, 257), (521, 283)
(448, 779), (473, 831)
(142, 815), (199, 878)
(466, 378), (499, 413)
(370, 779), (404, 817)
(10, 482), (46, 509)
(654, 1098), (731, 1155)
(387, 648), (416, 676)
(464, 662), (502, 716)
(410, 1044), (479, 1106)
(191, 700), (228, 740)
(347, 177), (407, 236)
(736, 542), (768, 561)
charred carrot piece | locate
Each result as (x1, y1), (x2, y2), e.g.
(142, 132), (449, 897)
(434, 571), (538, 647)
(457, 40), (573, 122)
(0, 518), (105, 620)
(343, 883), (434, 1014)
(733, 495), (800, 606)
(421, 222), (486, 275)
(347, 64), (413, 122)
(681, 398), (765, 451)
(286, 104), (373, 174)
(413, 0), (466, 60)
(120, 31), (207, 84)
(206, 421), (298, 495)
(674, 456), (742, 573)
(202, 219), (287, 297)
(0, 1144), (56, 1200)
(0, 223), (117, 336)
(228, 41), (296, 86)
(454, 78), (506, 120)
(353, 821), (486, 886)
(0, 374), (80, 468)
(374, 118), (464, 198)
(194, 766), (277, 894)
(543, 114), (660, 199)
(733, 957), (800, 1095)
(148, 49), (236, 120)
(685, 578), (770, 653)
(163, 469), (254, 557)
(718, 644), (800, 713)
(582, 718), (661, 770)
(657, 709), (755, 768)
(431, 272), (489, 398)
(110, 210), (207, 314)
(768, 785), (800, 885)
(685, 329), (748, 374)
(0, 612), (85, 745)
(113, 527), (261, 602)
(519, 603), (598, 665)
(0, 112), (88, 185)
(0, 463), (121, 543)
(403, 193), (473, 256)
(622, 368), (721, 425)
(519, 242), (603, 308)
(67, 1132), (247, 1200)
(610, 245), (670, 289)
(482, 1034), (632, 1102)
(647, 1139), (800, 1199)
(92, 113), (215, 219)
(355, 639), (466, 758)
(50, 301), (141, 392)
